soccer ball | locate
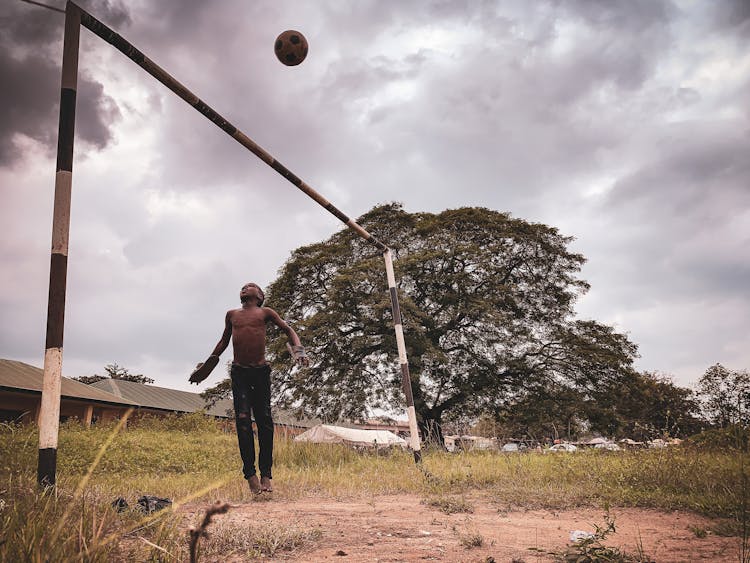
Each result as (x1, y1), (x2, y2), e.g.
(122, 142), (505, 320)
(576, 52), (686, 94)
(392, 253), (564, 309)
(274, 30), (308, 66)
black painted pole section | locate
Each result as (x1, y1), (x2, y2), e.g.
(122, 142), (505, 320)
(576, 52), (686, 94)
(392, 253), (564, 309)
(38, 0), (80, 487)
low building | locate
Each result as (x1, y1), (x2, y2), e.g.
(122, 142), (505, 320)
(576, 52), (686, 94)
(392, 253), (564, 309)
(89, 378), (234, 419)
(0, 359), (137, 425)
(0, 359), (317, 435)
(89, 378), (318, 436)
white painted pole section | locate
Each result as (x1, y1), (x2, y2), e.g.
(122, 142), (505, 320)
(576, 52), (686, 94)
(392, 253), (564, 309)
(407, 406), (419, 450)
(384, 248), (397, 288)
(39, 348), (63, 449)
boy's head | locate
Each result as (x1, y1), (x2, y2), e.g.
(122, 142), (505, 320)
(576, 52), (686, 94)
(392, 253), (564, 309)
(240, 283), (264, 306)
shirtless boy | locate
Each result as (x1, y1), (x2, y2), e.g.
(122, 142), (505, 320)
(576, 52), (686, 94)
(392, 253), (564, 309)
(189, 282), (308, 493)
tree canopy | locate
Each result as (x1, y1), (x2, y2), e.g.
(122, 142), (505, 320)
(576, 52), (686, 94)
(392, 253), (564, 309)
(585, 371), (702, 439)
(260, 203), (639, 439)
(73, 363), (154, 385)
(697, 363), (750, 428)
(467, 370), (701, 441)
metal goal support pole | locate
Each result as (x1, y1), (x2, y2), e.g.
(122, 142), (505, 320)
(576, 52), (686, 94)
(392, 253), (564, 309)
(383, 249), (422, 462)
(38, 1), (81, 487)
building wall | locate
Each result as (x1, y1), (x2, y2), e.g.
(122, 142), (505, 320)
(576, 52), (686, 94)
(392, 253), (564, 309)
(0, 390), (313, 436)
(0, 392), (39, 424)
(0, 391), (130, 426)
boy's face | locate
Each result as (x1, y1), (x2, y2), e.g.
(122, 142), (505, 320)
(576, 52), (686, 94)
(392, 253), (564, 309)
(240, 283), (263, 305)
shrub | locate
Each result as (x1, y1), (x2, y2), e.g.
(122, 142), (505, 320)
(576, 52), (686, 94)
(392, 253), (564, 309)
(685, 425), (749, 451)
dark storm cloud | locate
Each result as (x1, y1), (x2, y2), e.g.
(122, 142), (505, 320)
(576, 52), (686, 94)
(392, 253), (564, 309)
(308, 0), (680, 208)
(0, 49), (57, 165)
(563, 0), (674, 30)
(101, 1), (499, 198)
(0, 0), (129, 167)
(710, 0), (750, 37)
(606, 127), (750, 219)
(80, 0), (287, 196)
(599, 122), (750, 296)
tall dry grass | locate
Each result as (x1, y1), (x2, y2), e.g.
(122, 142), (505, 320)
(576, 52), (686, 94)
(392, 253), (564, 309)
(0, 415), (746, 561)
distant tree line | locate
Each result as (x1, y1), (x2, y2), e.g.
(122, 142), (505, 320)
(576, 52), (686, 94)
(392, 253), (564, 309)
(466, 364), (748, 443)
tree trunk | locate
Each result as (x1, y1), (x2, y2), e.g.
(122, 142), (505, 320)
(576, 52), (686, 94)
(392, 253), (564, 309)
(418, 414), (446, 450)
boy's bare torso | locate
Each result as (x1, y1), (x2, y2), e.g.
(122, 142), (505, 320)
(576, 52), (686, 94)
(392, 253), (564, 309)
(228, 306), (270, 367)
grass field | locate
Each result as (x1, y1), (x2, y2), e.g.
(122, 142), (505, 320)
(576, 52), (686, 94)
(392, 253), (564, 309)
(0, 415), (746, 561)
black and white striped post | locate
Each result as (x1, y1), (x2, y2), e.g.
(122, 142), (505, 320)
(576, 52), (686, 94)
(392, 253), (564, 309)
(39, 2), (423, 484)
(384, 250), (422, 462)
(37, 1), (80, 487)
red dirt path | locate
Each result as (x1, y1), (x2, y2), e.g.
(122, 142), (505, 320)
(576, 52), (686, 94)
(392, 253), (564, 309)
(181, 493), (740, 562)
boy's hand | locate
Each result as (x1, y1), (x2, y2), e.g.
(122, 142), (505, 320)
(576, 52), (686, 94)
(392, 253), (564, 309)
(189, 355), (219, 384)
(287, 343), (310, 367)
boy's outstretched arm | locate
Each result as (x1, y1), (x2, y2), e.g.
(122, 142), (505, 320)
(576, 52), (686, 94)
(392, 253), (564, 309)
(267, 308), (309, 366)
(211, 312), (233, 356)
(189, 312), (232, 384)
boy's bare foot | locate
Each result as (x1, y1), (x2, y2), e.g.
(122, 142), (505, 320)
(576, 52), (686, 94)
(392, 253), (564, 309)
(260, 476), (273, 492)
(248, 475), (262, 494)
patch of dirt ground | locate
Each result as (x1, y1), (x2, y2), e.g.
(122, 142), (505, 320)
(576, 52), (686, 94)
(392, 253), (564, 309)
(181, 493), (740, 562)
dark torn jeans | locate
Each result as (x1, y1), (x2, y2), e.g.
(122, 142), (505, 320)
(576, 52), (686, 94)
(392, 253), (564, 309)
(230, 363), (274, 480)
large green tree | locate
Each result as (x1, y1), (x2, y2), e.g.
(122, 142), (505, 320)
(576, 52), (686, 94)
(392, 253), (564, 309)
(586, 371), (702, 439)
(475, 371), (700, 442)
(486, 382), (587, 442)
(257, 203), (638, 441)
(697, 363), (750, 428)
(73, 363), (154, 385)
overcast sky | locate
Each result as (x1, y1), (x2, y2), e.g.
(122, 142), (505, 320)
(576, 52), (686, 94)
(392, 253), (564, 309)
(2, 0), (748, 395)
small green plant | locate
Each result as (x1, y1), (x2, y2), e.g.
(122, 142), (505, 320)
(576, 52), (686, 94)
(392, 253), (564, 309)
(689, 525), (708, 538)
(423, 495), (474, 514)
(551, 514), (654, 562)
(710, 518), (743, 537)
(685, 425), (749, 451)
(458, 531), (485, 548)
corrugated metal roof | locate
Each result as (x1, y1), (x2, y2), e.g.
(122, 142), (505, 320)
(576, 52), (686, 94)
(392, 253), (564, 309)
(90, 379), (233, 418)
(0, 359), (319, 426)
(89, 379), (321, 426)
(0, 359), (138, 406)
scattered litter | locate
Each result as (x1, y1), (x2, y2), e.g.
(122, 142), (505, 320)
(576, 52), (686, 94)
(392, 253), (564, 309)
(136, 495), (172, 514)
(111, 497), (128, 512)
(335, 549), (347, 556)
(569, 530), (595, 543)
(111, 495), (172, 513)
(420, 530), (432, 536)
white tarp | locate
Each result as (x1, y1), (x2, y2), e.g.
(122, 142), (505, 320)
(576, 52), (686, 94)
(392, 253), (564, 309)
(586, 437), (608, 445)
(294, 424), (407, 449)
